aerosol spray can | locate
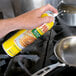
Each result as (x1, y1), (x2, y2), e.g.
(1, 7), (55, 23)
(2, 13), (57, 57)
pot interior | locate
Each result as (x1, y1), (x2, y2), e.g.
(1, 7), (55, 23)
(58, 3), (76, 14)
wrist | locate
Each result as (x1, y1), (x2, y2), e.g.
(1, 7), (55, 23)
(13, 16), (25, 30)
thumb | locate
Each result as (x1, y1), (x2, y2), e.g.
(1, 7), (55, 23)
(39, 4), (58, 15)
(39, 16), (54, 25)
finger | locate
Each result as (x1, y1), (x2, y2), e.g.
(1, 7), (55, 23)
(39, 16), (54, 25)
(39, 4), (58, 14)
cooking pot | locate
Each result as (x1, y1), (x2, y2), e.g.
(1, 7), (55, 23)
(57, 3), (76, 26)
(32, 36), (76, 76)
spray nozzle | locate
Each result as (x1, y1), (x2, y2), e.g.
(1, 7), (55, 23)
(53, 13), (58, 17)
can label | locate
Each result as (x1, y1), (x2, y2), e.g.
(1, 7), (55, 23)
(2, 30), (26, 57)
(15, 31), (28, 49)
(2, 13), (54, 57)
(32, 29), (41, 38)
(14, 30), (36, 49)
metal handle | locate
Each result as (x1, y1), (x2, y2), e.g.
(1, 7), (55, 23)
(32, 62), (65, 76)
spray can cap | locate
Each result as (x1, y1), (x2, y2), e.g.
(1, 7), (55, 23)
(53, 13), (58, 17)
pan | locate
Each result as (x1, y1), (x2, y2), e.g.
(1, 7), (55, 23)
(32, 36), (76, 76)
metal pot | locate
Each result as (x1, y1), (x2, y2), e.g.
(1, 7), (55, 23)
(32, 36), (76, 76)
(54, 36), (76, 66)
(57, 3), (76, 26)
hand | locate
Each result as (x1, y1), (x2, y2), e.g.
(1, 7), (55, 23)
(15, 4), (58, 30)
(0, 4), (58, 38)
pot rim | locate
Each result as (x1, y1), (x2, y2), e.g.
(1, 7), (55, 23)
(58, 3), (76, 14)
(54, 35), (76, 66)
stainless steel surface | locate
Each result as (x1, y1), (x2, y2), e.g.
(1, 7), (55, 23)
(57, 4), (76, 26)
(63, 0), (76, 4)
(11, 0), (62, 16)
(20, 0), (45, 11)
(45, 0), (61, 8)
(12, 0), (46, 16)
(54, 36), (76, 66)
(57, 13), (76, 26)
(0, 0), (15, 18)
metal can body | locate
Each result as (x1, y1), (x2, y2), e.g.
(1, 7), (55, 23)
(2, 13), (54, 57)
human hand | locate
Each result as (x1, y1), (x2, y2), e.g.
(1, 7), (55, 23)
(15, 4), (58, 30)
(0, 4), (58, 38)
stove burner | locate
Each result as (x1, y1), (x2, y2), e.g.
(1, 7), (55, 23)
(46, 66), (76, 76)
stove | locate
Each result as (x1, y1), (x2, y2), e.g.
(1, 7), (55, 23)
(0, 13), (76, 76)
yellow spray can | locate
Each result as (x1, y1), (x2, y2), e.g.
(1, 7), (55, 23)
(2, 13), (55, 57)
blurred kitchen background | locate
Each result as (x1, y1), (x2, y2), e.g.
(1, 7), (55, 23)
(0, 0), (76, 18)
(0, 0), (76, 76)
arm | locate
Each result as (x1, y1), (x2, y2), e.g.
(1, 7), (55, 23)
(0, 4), (58, 38)
(0, 18), (18, 38)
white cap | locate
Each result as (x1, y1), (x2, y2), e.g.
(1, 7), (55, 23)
(53, 13), (58, 17)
